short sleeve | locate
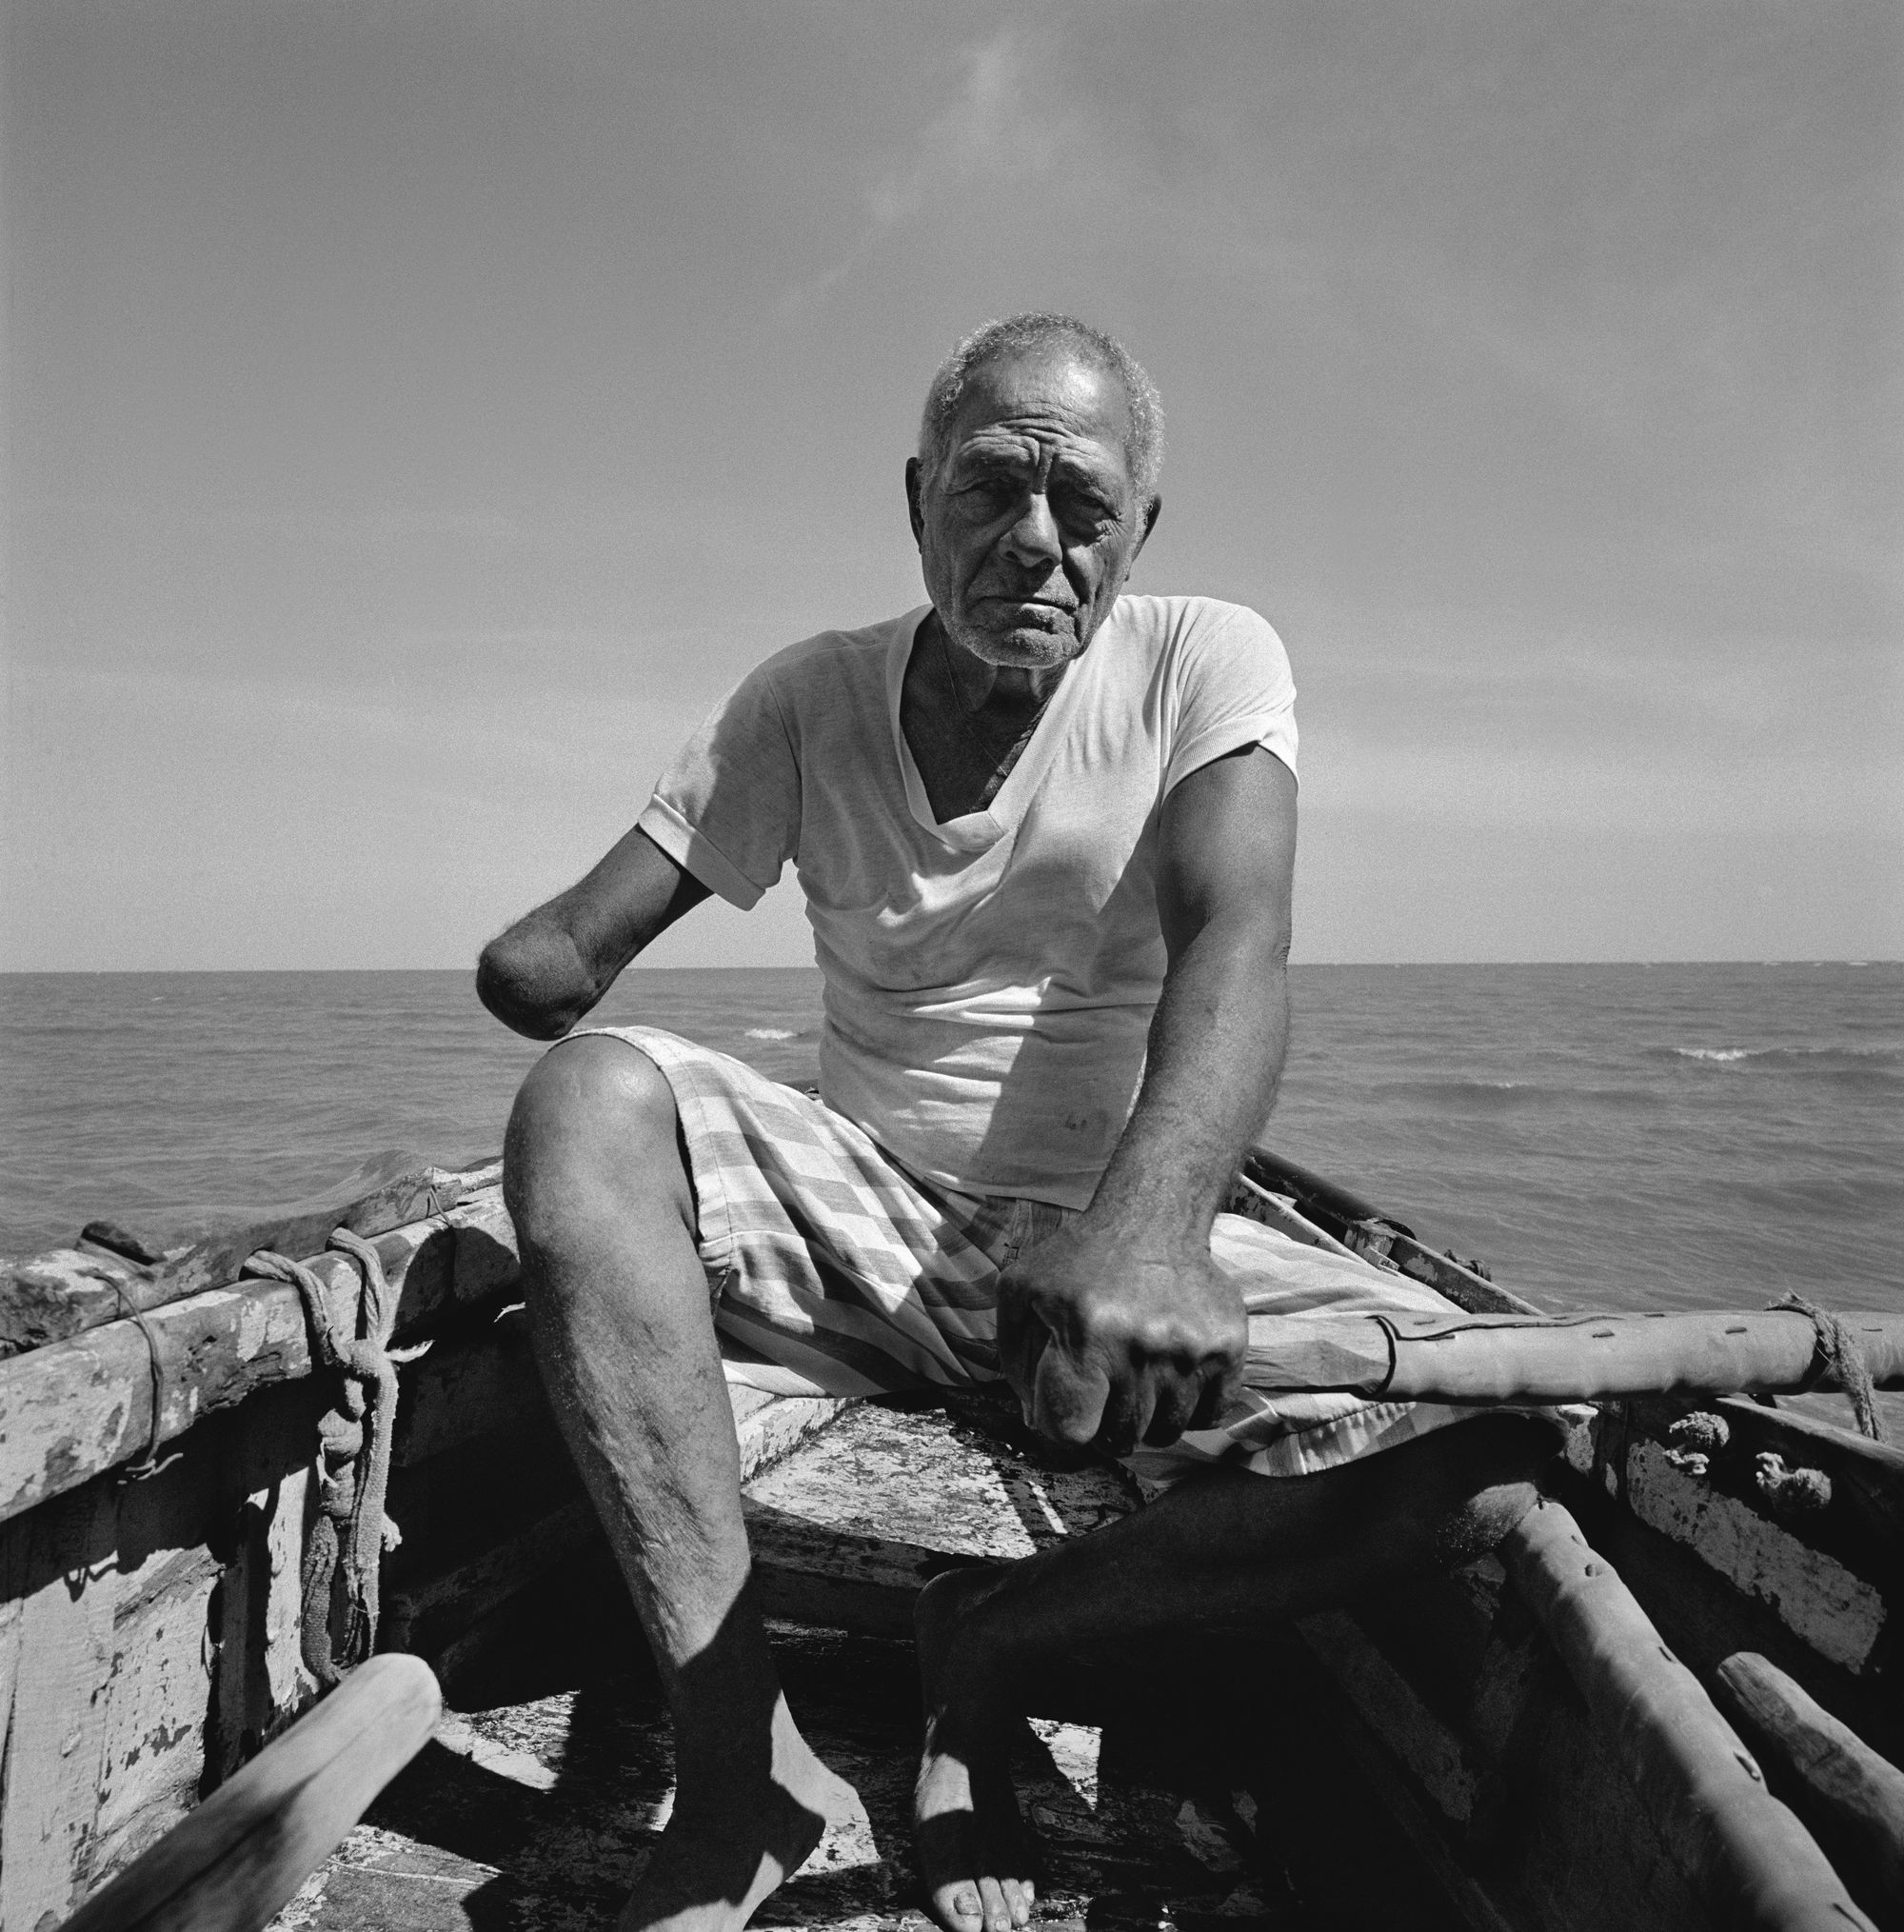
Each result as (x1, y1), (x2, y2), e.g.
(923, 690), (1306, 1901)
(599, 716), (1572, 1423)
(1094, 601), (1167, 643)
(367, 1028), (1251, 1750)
(1162, 603), (1299, 796)
(637, 666), (801, 909)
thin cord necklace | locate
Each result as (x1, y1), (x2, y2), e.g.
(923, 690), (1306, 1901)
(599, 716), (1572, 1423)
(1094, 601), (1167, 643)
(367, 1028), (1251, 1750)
(936, 625), (1048, 767)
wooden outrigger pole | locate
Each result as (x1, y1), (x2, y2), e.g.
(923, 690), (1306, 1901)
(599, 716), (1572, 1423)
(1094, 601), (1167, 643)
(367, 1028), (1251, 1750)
(1242, 1305), (1903, 1415)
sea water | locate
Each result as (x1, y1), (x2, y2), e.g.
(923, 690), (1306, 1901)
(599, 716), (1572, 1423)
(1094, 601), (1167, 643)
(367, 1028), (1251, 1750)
(2, 966), (1898, 1324)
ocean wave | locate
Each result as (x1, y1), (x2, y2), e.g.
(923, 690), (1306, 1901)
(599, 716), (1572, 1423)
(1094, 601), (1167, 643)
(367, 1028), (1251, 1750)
(744, 1026), (799, 1041)
(1664, 1045), (1901, 1069)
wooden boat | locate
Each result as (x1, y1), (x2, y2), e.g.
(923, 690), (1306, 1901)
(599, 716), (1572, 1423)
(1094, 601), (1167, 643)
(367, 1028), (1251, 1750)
(3, 1138), (1901, 1930)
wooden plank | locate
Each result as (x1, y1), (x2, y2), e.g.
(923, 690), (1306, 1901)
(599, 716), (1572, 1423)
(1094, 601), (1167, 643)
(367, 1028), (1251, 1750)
(1378, 1229), (1544, 1317)
(1501, 1496), (1874, 1930)
(0, 1249), (149, 1360)
(1327, 1572), (1716, 1932)
(0, 1477), (122, 1929)
(0, 1163), (505, 1360)
(208, 1383), (328, 1787)
(739, 1399), (1140, 1639)
(1228, 1174), (1367, 1260)
(1715, 1651), (1904, 1920)
(210, 1459), (315, 1776)
(380, 1497), (601, 1658)
(91, 1541), (222, 1884)
(744, 1501), (959, 1639)
(135, 1165), (500, 1316)
(1287, 1652), (1525, 1932)
(0, 1192), (521, 1527)
(730, 1384), (853, 1484)
(59, 1653), (441, 1932)
(1295, 1611), (1479, 1822)
(0, 1284), (317, 1528)
(1617, 1436), (1888, 1676)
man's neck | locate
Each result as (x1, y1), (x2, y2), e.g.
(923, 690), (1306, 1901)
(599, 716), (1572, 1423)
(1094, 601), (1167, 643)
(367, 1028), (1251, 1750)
(926, 611), (1071, 728)
(902, 612), (1065, 823)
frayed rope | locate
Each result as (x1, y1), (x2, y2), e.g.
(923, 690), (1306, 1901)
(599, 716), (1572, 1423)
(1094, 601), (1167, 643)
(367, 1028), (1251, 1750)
(244, 1228), (403, 1683)
(1770, 1291), (1885, 1443)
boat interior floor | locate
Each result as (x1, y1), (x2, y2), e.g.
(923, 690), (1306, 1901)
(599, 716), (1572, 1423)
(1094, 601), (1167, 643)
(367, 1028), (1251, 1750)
(271, 1395), (1467, 1932)
(271, 1597), (1462, 1932)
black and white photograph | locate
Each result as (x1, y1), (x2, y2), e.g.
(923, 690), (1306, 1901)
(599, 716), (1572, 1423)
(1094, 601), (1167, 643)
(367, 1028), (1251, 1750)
(3, 6), (1900, 1929)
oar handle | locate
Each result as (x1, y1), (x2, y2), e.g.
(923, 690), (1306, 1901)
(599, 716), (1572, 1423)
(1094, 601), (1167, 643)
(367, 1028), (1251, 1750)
(59, 1653), (441, 1932)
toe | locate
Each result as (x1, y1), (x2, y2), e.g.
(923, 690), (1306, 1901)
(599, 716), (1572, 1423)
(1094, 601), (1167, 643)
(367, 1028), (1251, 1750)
(934, 1880), (986, 1932)
(1003, 1876), (1034, 1927)
(978, 1876), (1014, 1932)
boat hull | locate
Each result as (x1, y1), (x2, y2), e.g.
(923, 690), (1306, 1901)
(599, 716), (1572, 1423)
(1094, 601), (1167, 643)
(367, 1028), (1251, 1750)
(2, 1158), (1896, 1929)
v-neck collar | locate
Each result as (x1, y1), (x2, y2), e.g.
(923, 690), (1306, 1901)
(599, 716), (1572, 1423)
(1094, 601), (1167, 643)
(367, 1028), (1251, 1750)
(886, 607), (1100, 850)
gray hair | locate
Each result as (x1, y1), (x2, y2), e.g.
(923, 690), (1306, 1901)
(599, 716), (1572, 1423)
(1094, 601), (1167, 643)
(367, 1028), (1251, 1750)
(918, 312), (1165, 502)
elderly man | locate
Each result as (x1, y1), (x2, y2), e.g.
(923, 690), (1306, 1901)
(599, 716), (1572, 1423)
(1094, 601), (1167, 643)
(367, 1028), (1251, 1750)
(480, 313), (1553, 1932)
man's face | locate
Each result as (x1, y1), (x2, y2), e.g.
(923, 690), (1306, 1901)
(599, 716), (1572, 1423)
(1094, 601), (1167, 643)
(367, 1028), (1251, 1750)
(908, 348), (1159, 670)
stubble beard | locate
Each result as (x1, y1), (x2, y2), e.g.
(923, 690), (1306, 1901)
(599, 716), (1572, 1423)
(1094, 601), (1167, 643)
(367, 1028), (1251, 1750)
(940, 603), (1091, 673)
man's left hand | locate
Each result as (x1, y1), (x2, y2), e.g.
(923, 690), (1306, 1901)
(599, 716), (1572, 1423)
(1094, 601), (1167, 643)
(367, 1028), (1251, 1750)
(997, 1220), (1247, 1455)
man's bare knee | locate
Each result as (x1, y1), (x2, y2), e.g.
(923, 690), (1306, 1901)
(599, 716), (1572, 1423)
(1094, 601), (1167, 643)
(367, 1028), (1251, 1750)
(1426, 1415), (1556, 1568)
(504, 1037), (693, 1258)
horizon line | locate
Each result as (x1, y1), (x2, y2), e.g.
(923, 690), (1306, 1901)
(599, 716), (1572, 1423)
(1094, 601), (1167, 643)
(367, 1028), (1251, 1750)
(1, 960), (1895, 976)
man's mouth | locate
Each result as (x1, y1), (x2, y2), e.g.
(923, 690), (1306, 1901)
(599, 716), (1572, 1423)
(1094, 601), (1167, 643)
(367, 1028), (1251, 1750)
(975, 595), (1075, 619)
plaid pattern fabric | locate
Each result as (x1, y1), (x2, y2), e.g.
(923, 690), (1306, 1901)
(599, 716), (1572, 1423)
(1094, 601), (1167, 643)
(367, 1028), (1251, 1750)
(573, 1026), (1500, 1488)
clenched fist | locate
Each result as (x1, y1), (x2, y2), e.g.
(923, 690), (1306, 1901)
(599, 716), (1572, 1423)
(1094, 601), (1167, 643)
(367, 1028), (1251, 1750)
(997, 1220), (1247, 1456)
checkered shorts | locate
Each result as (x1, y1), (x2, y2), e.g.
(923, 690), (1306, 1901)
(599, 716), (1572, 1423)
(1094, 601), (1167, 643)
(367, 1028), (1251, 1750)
(569, 1026), (1499, 1491)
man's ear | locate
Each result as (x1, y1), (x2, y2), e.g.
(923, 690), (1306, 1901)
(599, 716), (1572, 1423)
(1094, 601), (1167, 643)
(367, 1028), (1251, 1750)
(905, 457), (925, 547)
(1132, 494), (1161, 560)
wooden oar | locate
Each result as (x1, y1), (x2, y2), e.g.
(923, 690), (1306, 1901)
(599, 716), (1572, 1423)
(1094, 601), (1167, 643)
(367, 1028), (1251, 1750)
(1502, 1501), (1876, 1929)
(1242, 1306), (1904, 1406)
(1716, 1652), (1904, 1920)
(57, 1653), (441, 1932)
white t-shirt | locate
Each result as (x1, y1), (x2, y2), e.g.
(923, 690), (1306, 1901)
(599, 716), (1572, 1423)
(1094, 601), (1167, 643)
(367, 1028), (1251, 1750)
(637, 594), (1298, 1209)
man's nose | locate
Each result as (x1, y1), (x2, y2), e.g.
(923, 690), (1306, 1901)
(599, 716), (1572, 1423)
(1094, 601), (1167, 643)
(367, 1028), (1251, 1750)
(1000, 491), (1061, 568)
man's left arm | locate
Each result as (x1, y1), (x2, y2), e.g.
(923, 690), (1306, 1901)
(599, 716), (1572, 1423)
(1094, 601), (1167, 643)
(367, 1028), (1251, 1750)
(998, 743), (1297, 1453)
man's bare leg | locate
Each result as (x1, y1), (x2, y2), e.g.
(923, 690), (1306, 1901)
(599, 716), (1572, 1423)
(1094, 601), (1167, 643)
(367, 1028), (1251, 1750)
(914, 1414), (1553, 1932)
(506, 1037), (858, 1932)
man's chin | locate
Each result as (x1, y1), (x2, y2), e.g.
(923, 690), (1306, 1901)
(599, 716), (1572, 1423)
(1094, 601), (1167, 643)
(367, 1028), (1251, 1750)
(948, 619), (1085, 670)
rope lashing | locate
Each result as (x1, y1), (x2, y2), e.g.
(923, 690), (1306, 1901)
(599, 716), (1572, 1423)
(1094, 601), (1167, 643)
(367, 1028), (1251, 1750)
(101, 1274), (185, 1484)
(1770, 1291), (1885, 1443)
(243, 1228), (403, 1683)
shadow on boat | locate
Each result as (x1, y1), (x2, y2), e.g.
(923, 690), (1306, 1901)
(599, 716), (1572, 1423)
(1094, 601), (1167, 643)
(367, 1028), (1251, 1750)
(317, 1400), (1464, 1932)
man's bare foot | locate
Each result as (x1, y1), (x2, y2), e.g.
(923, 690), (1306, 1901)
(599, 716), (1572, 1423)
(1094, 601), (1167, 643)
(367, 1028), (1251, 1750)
(914, 1568), (1037, 1932)
(619, 1693), (860, 1932)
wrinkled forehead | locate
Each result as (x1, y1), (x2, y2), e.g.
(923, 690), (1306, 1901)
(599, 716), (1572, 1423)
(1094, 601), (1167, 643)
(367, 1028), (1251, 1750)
(941, 349), (1136, 482)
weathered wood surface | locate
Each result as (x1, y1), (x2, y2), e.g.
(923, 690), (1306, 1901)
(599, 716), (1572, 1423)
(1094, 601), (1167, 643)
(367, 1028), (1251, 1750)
(1, 1399), (328, 1931)
(0, 1189), (519, 1525)
(0, 1162), (505, 1359)
(1243, 1306), (1904, 1405)
(1715, 1651), (1904, 1922)
(60, 1653), (442, 1932)
(1, 1477), (121, 1929)
(0, 1365), (845, 1932)
(743, 1395), (1140, 1637)
(1500, 1496), (1874, 1931)
(1228, 1173), (1367, 1260)
(210, 1388), (331, 1783)
(1240, 1144), (1542, 1317)
(1579, 1399), (1902, 1693)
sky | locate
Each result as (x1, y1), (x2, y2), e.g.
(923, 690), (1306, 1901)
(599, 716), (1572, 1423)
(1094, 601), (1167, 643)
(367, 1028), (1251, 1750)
(4, 0), (1899, 969)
